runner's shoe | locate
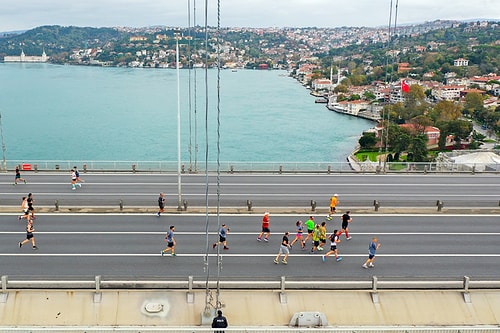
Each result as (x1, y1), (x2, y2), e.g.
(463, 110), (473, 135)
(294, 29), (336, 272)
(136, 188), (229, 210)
(223, 246), (229, 250)
(321, 255), (326, 262)
(257, 237), (261, 242)
(264, 238), (268, 242)
(274, 259), (278, 264)
(368, 263), (374, 268)
(362, 264), (368, 269)
(282, 260), (287, 265)
(19, 242), (22, 248)
(336, 256), (342, 262)
(171, 253), (176, 256)
(32, 246), (38, 250)
(161, 250), (165, 256)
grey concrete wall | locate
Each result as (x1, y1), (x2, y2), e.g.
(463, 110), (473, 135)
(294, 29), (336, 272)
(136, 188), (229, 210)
(0, 289), (499, 327)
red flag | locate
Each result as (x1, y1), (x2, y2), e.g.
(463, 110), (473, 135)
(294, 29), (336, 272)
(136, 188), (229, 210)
(401, 79), (410, 93)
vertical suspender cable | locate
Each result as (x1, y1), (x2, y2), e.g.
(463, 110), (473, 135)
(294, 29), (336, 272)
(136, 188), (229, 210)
(384, 0), (399, 170)
(187, 0), (193, 172)
(381, 0), (395, 170)
(202, 0), (212, 316)
(215, 0), (222, 309)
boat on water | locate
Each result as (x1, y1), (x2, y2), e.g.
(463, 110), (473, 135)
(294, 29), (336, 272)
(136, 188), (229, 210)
(315, 98), (327, 103)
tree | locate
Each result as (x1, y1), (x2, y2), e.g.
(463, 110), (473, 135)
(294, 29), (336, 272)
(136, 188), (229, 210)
(410, 115), (433, 135)
(408, 134), (428, 162)
(358, 132), (377, 149)
(429, 100), (463, 122)
(447, 119), (473, 148)
(463, 92), (484, 117)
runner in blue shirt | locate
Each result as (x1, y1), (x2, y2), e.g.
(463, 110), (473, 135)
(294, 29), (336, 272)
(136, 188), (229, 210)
(362, 237), (381, 268)
(212, 224), (230, 250)
(161, 225), (176, 256)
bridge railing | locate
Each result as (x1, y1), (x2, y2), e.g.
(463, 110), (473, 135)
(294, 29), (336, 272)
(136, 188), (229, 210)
(2, 275), (499, 291)
(4, 160), (500, 174)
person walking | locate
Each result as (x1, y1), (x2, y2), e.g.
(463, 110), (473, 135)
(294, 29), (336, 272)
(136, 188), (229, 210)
(290, 220), (305, 250)
(274, 231), (290, 265)
(362, 237), (381, 268)
(161, 225), (176, 256)
(211, 309), (228, 333)
(338, 210), (352, 240)
(14, 166), (27, 185)
(213, 224), (230, 250)
(257, 212), (270, 242)
(19, 220), (38, 250)
(327, 194), (338, 220)
(302, 216), (315, 246)
(322, 229), (342, 262)
(157, 192), (166, 217)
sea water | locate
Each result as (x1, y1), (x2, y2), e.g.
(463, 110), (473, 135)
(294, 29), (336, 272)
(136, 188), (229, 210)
(0, 63), (373, 163)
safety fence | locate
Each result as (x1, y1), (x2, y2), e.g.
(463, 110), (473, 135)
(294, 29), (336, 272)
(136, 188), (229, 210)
(4, 160), (500, 174)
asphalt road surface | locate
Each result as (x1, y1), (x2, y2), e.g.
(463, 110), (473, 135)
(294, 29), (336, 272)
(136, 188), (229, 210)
(1, 173), (498, 209)
(0, 213), (498, 280)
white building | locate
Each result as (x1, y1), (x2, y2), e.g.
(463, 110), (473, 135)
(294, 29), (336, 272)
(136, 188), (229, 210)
(453, 58), (469, 67)
(4, 50), (49, 63)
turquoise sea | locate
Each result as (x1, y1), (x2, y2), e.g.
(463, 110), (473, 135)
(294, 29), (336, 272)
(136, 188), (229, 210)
(0, 63), (373, 163)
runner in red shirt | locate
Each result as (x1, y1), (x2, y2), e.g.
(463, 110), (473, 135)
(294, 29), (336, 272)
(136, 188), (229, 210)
(257, 212), (271, 242)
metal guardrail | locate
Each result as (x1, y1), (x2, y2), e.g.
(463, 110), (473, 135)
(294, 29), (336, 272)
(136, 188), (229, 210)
(2, 275), (499, 291)
(0, 327), (499, 333)
(0, 327), (498, 332)
(4, 159), (500, 173)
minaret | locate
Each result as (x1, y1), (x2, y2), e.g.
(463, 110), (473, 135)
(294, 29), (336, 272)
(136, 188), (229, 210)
(20, 49), (26, 62)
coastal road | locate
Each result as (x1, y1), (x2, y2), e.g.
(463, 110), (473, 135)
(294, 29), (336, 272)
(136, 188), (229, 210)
(0, 173), (499, 209)
(0, 213), (498, 280)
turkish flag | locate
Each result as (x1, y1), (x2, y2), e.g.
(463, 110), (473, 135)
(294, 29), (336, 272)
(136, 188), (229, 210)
(401, 79), (410, 93)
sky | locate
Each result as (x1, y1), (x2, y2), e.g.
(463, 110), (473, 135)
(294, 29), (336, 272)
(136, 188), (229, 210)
(0, 0), (498, 32)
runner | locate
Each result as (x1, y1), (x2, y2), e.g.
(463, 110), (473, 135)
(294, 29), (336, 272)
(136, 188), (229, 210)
(322, 229), (342, 262)
(274, 232), (290, 265)
(14, 166), (27, 185)
(362, 237), (381, 268)
(290, 220), (305, 250)
(157, 192), (166, 217)
(19, 220), (38, 250)
(257, 212), (270, 242)
(327, 194), (338, 220)
(318, 221), (327, 251)
(161, 225), (176, 256)
(73, 166), (84, 184)
(302, 216), (315, 246)
(213, 224), (230, 250)
(18, 196), (31, 223)
(310, 224), (321, 253)
(27, 193), (35, 219)
(338, 210), (352, 240)
(70, 169), (80, 190)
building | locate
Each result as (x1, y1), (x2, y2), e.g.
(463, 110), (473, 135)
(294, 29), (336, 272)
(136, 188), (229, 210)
(4, 50), (49, 63)
(312, 78), (332, 91)
(453, 58), (469, 67)
(400, 124), (441, 145)
(431, 85), (466, 101)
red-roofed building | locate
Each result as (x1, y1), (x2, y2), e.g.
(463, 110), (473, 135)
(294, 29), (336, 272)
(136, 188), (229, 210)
(400, 124), (441, 145)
